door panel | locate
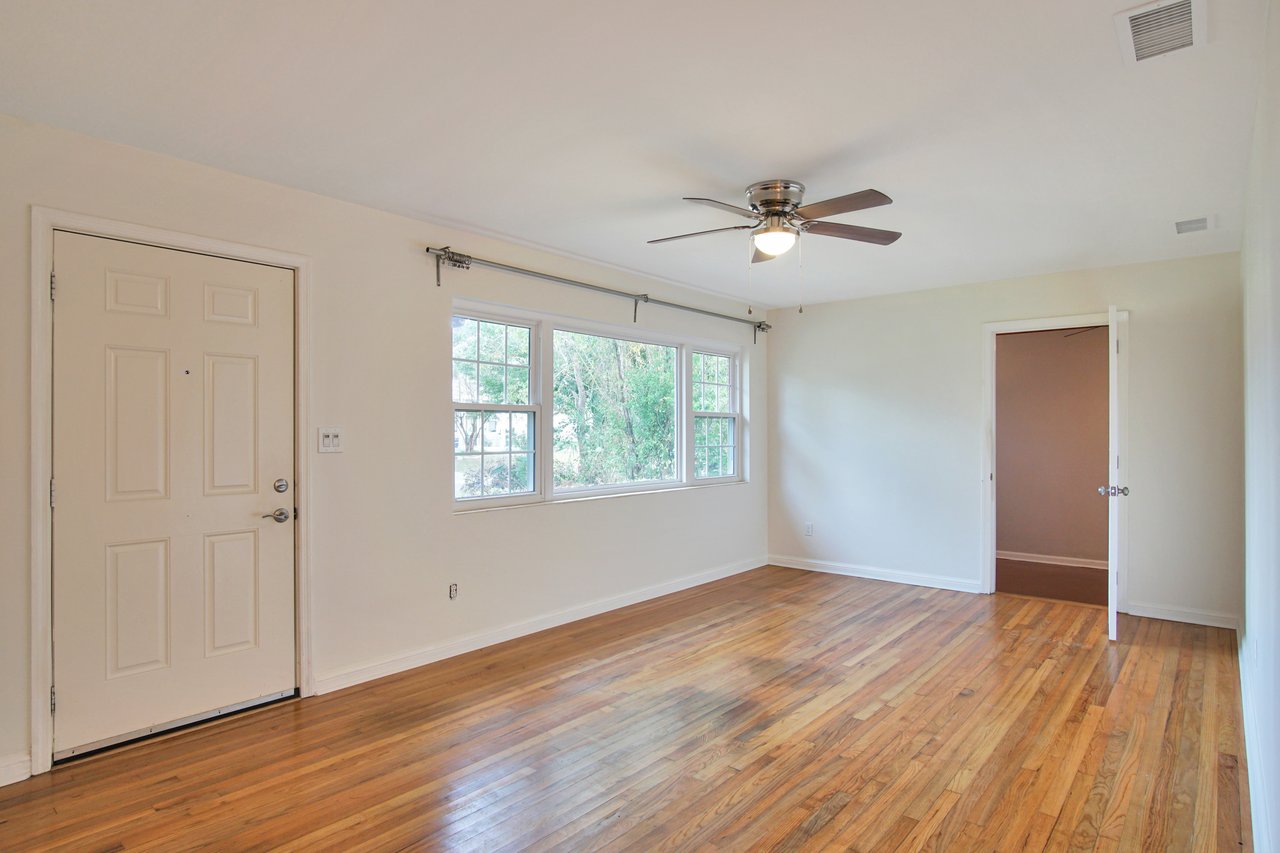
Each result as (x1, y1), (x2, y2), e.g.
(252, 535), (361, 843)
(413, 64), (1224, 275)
(52, 231), (296, 757)
(105, 346), (170, 501)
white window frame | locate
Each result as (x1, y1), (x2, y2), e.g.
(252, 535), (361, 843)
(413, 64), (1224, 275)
(687, 348), (741, 484)
(451, 300), (744, 510)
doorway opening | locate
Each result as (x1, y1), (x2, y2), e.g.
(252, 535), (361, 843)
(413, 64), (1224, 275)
(994, 326), (1109, 606)
(980, 309), (1128, 641)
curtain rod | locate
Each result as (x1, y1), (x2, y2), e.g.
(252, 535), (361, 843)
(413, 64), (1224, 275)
(426, 247), (771, 339)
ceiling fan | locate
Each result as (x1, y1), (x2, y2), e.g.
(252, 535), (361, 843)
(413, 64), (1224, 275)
(648, 179), (901, 262)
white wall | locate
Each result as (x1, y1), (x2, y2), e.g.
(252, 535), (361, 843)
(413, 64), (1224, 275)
(1240, 0), (1280, 847)
(0, 115), (769, 774)
(768, 253), (1244, 623)
(996, 328), (1109, 562)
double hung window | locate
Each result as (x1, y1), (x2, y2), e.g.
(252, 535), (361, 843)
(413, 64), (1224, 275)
(451, 307), (742, 507)
(451, 316), (536, 500)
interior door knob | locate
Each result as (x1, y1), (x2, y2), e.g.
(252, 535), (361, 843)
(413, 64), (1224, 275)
(262, 508), (291, 523)
(1098, 486), (1108, 496)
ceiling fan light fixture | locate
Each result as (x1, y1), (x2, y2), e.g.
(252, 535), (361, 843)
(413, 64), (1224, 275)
(752, 217), (797, 256)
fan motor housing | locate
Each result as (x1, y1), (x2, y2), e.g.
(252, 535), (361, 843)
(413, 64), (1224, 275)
(746, 180), (805, 214)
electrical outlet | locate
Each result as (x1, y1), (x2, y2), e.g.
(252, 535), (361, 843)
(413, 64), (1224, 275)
(448, 583), (458, 600)
(804, 522), (814, 537)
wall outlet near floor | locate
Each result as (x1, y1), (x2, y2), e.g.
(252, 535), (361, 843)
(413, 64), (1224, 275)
(804, 522), (814, 537)
(448, 583), (458, 600)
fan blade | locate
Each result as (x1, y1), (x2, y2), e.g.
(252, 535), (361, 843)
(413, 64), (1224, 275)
(804, 220), (902, 245)
(751, 248), (775, 264)
(795, 189), (892, 221)
(684, 197), (761, 220)
(648, 224), (755, 244)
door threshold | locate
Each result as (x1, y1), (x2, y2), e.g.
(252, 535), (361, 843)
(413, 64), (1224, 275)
(53, 689), (296, 762)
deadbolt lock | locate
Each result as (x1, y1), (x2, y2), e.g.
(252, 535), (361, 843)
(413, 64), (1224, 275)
(274, 479), (289, 493)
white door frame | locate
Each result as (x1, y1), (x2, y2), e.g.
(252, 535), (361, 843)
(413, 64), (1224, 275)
(978, 310), (1130, 636)
(28, 206), (315, 776)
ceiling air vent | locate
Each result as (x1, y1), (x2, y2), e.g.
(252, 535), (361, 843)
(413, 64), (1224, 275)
(1175, 217), (1208, 234)
(1115, 0), (1205, 64)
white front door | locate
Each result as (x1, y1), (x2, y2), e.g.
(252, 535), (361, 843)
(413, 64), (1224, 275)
(52, 231), (296, 758)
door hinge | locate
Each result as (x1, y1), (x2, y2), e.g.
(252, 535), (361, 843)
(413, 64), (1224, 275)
(1115, 339), (1119, 354)
(50, 687), (56, 715)
(49, 478), (55, 509)
(50, 271), (56, 302)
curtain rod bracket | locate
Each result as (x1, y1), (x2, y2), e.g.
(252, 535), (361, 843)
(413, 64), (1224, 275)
(427, 247), (473, 287)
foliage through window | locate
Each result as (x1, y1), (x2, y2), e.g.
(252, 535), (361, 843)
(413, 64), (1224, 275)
(452, 316), (536, 499)
(451, 309), (742, 506)
(553, 330), (677, 490)
(692, 352), (737, 479)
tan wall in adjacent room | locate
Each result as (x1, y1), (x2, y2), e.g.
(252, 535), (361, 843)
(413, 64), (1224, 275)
(996, 328), (1109, 562)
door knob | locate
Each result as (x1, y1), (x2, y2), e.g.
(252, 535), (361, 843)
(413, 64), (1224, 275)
(262, 508), (291, 523)
(1098, 486), (1108, 496)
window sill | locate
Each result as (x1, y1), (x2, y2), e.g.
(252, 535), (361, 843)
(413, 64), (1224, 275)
(451, 479), (748, 515)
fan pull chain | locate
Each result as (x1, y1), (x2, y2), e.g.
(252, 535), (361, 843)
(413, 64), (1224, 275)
(745, 235), (754, 315)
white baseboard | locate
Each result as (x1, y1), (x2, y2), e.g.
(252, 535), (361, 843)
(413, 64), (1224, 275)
(0, 752), (31, 788)
(996, 550), (1108, 571)
(1124, 601), (1241, 630)
(1239, 645), (1276, 853)
(314, 555), (767, 694)
(769, 555), (983, 594)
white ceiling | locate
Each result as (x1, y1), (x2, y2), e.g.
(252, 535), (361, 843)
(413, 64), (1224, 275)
(0, 0), (1268, 306)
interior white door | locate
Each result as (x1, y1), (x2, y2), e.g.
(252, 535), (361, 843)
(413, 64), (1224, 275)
(1106, 306), (1129, 641)
(52, 231), (296, 757)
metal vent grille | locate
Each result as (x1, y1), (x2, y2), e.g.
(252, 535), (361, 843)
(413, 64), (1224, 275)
(1175, 217), (1208, 234)
(1129, 0), (1195, 60)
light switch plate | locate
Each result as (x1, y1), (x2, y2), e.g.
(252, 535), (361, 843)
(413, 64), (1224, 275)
(318, 427), (344, 453)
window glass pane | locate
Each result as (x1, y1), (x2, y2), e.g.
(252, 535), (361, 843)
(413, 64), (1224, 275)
(553, 330), (676, 490)
(508, 326), (530, 365)
(454, 411), (482, 453)
(510, 412), (531, 451)
(483, 412), (509, 452)
(507, 367), (529, 405)
(479, 321), (506, 363)
(452, 360), (478, 403)
(454, 455), (481, 498)
(511, 454), (533, 492)
(452, 317), (478, 360)
(716, 385), (730, 413)
(478, 363), (506, 404)
(483, 454), (510, 495)
(692, 351), (704, 381)
(722, 446), (735, 477)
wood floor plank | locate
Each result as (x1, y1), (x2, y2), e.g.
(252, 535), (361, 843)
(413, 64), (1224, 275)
(0, 566), (1250, 851)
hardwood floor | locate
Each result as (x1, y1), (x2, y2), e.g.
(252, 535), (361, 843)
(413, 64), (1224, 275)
(0, 566), (1250, 851)
(996, 557), (1109, 606)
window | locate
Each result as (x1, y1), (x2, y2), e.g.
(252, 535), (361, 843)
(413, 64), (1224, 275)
(451, 307), (743, 507)
(692, 351), (737, 480)
(451, 316), (537, 500)
(553, 330), (677, 491)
